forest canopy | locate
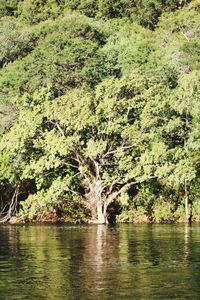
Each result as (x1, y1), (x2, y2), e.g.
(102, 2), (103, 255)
(0, 0), (200, 224)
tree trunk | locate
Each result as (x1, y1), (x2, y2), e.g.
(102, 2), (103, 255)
(97, 200), (107, 224)
(185, 195), (189, 221)
(86, 178), (136, 224)
(184, 180), (190, 223)
(86, 179), (108, 224)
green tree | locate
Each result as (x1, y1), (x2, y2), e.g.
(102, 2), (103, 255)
(0, 0), (19, 17)
(1, 70), (181, 223)
(18, 0), (61, 24)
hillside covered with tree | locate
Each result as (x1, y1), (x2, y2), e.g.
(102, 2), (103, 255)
(0, 0), (200, 224)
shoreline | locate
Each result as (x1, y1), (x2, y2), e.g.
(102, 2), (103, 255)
(0, 217), (198, 226)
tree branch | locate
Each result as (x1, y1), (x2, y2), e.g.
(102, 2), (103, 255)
(103, 144), (135, 158)
(46, 119), (65, 137)
(180, 32), (190, 42)
(94, 160), (100, 180)
(105, 175), (157, 207)
(0, 185), (19, 224)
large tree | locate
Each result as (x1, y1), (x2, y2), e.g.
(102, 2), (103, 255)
(1, 70), (180, 223)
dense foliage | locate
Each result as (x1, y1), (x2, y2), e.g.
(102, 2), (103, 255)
(0, 0), (200, 223)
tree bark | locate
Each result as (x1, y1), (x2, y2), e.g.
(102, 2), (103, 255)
(97, 200), (107, 224)
(86, 178), (108, 224)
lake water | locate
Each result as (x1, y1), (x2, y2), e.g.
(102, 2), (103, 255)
(0, 224), (200, 299)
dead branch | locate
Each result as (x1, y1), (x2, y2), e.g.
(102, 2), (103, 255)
(0, 186), (19, 224)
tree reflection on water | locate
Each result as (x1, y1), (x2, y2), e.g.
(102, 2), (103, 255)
(0, 224), (200, 299)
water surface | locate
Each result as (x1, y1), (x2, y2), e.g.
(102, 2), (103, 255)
(0, 224), (200, 299)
